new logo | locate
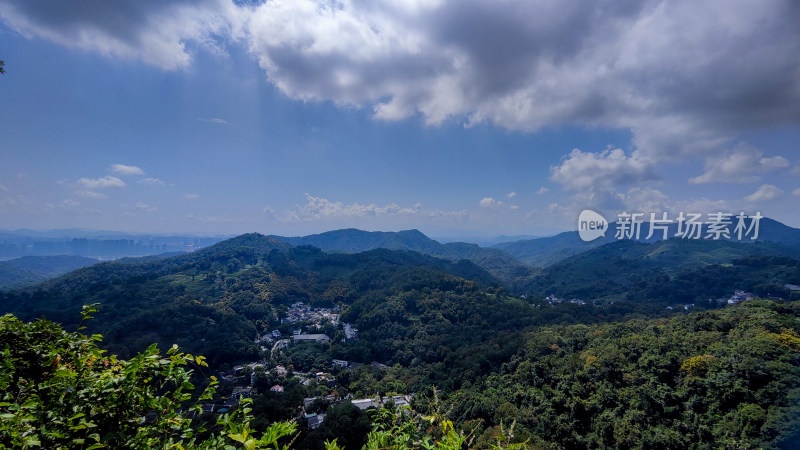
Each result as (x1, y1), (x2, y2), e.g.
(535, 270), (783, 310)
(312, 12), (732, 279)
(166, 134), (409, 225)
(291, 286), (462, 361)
(578, 210), (607, 242)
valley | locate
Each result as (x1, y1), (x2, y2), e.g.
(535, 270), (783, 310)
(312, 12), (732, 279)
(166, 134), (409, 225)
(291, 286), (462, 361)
(3, 222), (800, 448)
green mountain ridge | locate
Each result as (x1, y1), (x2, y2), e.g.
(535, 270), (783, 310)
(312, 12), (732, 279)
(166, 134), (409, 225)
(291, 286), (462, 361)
(3, 231), (800, 447)
(0, 237), (500, 366)
(494, 216), (800, 267)
(268, 228), (538, 284)
(0, 255), (100, 290)
(520, 238), (800, 303)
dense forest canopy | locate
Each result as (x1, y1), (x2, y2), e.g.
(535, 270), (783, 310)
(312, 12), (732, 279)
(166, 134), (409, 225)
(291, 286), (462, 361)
(2, 232), (800, 448)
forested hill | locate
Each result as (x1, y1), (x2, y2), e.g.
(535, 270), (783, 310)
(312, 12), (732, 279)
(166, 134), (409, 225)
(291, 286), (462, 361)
(0, 234), (500, 366)
(269, 228), (537, 284)
(2, 232), (800, 447)
(442, 299), (800, 448)
(0, 255), (99, 290)
(517, 238), (800, 303)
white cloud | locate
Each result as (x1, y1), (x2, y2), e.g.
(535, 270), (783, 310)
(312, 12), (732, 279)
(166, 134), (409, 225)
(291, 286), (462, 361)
(243, 0), (800, 160)
(290, 193), (405, 219)
(186, 193), (200, 199)
(135, 201), (158, 212)
(536, 187), (549, 195)
(77, 190), (108, 199)
(61, 199), (80, 208)
(77, 175), (126, 189)
(110, 164), (145, 176)
(477, 196), (521, 212)
(506, 191), (516, 198)
(479, 197), (499, 208)
(689, 143), (789, 184)
(549, 147), (656, 192)
(616, 187), (669, 213)
(0, 0), (242, 71)
(137, 177), (166, 185)
(0, 192), (32, 210)
(281, 193), (467, 222)
(743, 184), (783, 203)
(669, 197), (733, 216)
(793, 189), (800, 197)
(541, 184), (739, 229)
(1, 0), (798, 164)
(198, 117), (228, 124)
(0, 184), (8, 192)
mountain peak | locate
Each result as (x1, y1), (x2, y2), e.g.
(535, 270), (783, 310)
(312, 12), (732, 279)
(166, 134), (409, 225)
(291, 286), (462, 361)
(396, 229), (432, 240)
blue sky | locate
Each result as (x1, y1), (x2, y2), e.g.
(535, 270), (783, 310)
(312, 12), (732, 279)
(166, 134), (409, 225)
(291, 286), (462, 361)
(1, 0), (799, 239)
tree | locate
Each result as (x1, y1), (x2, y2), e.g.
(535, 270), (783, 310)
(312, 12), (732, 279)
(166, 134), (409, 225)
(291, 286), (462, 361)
(0, 307), (297, 449)
(1, 308), (526, 449)
(0, 60), (5, 74)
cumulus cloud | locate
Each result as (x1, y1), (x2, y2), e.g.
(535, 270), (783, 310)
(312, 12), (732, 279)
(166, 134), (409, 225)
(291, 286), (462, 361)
(536, 187), (549, 195)
(549, 147), (656, 192)
(77, 175), (126, 189)
(1, 0), (796, 161)
(794, 189), (800, 197)
(198, 118), (228, 124)
(186, 193), (200, 199)
(744, 184), (783, 203)
(477, 196), (521, 211)
(244, 0), (800, 159)
(506, 191), (517, 198)
(689, 143), (790, 183)
(0, 0), (241, 70)
(110, 164), (145, 176)
(479, 197), (500, 208)
(615, 187), (670, 214)
(542, 185), (739, 229)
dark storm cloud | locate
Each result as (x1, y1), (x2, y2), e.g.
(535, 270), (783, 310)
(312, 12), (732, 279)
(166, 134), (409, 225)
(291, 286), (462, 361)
(2, 0), (798, 159)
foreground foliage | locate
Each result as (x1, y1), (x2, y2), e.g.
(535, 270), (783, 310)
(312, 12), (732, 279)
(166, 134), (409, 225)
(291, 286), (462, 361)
(0, 309), (518, 449)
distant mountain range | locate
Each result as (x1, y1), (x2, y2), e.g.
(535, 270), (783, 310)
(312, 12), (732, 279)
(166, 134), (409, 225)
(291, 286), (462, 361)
(517, 237), (800, 302)
(493, 216), (800, 266)
(0, 230), (224, 259)
(0, 234), (502, 366)
(3, 220), (800, 365)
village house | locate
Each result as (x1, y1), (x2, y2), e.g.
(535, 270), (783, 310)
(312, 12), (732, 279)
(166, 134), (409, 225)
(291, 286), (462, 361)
(304, 412), (325, 430)
(231, 386), (253, 399)
(728, 290), (753, 304)
(292, 333), (331, 343)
